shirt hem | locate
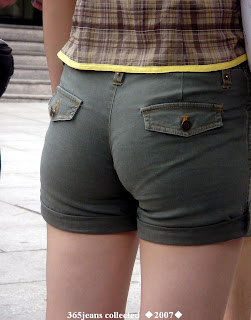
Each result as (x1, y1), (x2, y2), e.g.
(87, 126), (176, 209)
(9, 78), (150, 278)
(57, 51), (248, 73)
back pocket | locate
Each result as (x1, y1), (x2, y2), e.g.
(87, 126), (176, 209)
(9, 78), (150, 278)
(48, 85), (83, 121)
(140, 102), (224, 137)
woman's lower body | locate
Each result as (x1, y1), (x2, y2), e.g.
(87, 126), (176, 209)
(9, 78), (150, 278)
(40, 61), (251, 319)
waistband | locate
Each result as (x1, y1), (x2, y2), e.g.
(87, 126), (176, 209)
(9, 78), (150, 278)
(231, 60), (249, 70)
(111, 60), (251, 89)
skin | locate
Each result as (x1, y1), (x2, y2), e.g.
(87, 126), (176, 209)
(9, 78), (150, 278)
(223, 237), (251, 320)
(42, 1), (251, 319)
(43, 0), (77, 94)
(139, 237), (246, 320)
(45, 224), (247, 320)
(45, 225), (139, 319)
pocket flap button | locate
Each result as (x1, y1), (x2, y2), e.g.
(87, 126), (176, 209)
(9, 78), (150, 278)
(50, 99), (60, 117)
(181, 115), (192, 131)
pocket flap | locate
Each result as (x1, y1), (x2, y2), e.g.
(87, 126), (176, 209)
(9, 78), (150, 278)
(140, 102), (224, 137)
(48, 85), (83, 121)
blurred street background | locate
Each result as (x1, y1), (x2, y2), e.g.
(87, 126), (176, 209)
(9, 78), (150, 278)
(0, 17), (141, 319)
(0, 102), (141, 320)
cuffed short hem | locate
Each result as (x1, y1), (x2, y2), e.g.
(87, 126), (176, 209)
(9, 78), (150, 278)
(137, 210), (249, 246)
(41, 199), (249, 245)
(41, 201), (137, 234)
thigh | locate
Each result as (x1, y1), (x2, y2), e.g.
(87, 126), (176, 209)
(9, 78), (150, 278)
(223, 237), (251, 320)
(139, 237), (244, 320)
(46, 223), (139, 320)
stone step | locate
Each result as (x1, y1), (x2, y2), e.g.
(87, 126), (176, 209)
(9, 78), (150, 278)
(13, 54), (47, 67)
(0, 24), (53, 100)
(13, 50), (46, 56)
(0, 23), (42, 30)
(15, 64), (49, 70)
(4, 81), (51, 95)
(9, 79), (51, 85)
(13, 68), (50, 80)
(0, 93), (51, 103)
(7, 40), (45, 55)
(1, 25), (44, 43)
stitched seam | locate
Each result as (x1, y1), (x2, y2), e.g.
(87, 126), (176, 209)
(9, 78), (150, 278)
(246, 111), (251, 234)
(147, 116), (221, 132)
(55, 86), (82, 106)
(51, 116), (74, 121)
(108, 85), (118, 156)
(142, 105), (223, 112)
(48, 87), (82, 120)
(50, 106), (80, 120)
(181, 72), (184, 101)
(246, 70), (251, 109)
(244, 68), (251, 234)
(137, 214), (248, 231)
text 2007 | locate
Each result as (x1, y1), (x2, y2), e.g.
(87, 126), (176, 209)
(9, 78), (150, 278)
(154, 312), (174, 318)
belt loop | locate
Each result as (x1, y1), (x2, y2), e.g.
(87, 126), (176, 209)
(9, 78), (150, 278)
(113, 72), (124, 86)
(222, 69), (232, 89)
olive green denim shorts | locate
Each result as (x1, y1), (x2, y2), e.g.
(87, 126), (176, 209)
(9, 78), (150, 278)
(40, 60), (251, 245)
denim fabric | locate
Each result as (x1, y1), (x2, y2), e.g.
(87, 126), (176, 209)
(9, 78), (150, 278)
(40, 61), (251, 245)
(243, 64), (251, 236)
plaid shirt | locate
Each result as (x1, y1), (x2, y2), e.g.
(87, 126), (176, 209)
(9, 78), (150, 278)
(57, 0), (247, 72)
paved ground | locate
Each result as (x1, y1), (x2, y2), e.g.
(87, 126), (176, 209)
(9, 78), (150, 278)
(0, 103), (141, 320)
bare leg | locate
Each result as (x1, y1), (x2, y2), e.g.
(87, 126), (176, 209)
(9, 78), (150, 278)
(45, 223), (139, 320)
(139, 237), (244, 320)
(223, 237), (251, 320)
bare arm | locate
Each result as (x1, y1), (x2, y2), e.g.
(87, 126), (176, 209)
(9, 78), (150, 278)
(42, 0), (77, 94)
